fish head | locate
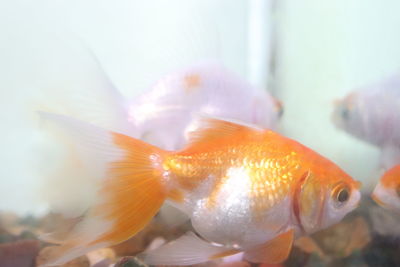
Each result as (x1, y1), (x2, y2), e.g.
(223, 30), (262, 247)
(332, 77), (400, 146)
(320, 175), (361, 230)
(251, 91), (283, 129)
(296, 165), (361, 234)
(372, 164), (400, 212)
(332, 92), (368, 142)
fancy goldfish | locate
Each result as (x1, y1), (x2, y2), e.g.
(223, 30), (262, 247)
(39, 113), (360, 266)
(332, 74), (400, 169)
(372, 164), (400, 212)
(128, 62), (283, 149)
(332, 74), (400, 147)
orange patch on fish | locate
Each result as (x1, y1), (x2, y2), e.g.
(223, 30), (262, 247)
(380, 164), (400, 188)
(248, 156), (296, 216)
(371, 193), (386, 207)
(164, 156), (209, 191)
(184, 74), (201, 93)
(244, 229), (294, 264)
(206, 174), (230, 209)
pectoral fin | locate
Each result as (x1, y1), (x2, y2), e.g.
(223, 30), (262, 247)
(294, 236), (326, 259)
(139, 232), (240, 266)
(244, 229), (294, 264)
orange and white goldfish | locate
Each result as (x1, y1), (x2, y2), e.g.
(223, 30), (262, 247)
(332, 73), (400, 169)
(372, 164), (400, 212)
(38, 113), (360, 266)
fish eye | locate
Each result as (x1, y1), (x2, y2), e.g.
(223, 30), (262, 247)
(337, 188), (350, 202)
(332, 183), (351, 205)
(341, 107), (349, 120)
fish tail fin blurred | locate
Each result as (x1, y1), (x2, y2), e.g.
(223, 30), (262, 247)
(38, 112), (169, 266)
(31, 35), (139, 137)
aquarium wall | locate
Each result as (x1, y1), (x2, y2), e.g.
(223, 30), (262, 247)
(3, 1), (400, 267)
(276, 0), (400, 189)
(0, 0), (400, 235)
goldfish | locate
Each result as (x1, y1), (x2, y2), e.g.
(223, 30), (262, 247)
(332, 73), (400, 169)
(332, 73), (400, 147)
(127, 61), (283, 150)
(372, 164), (400, 212)
(38, 112), (360, 266)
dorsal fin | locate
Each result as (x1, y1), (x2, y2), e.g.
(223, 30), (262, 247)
(185, 115), (263, 146)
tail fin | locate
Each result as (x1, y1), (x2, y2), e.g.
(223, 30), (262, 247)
(38, 112), (168, 266)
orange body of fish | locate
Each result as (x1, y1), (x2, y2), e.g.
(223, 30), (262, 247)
(39, 113), (360, 266)
(372, 164), (400, 212)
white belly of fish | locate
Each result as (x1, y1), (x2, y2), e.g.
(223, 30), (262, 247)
(186, 168), (293, 249)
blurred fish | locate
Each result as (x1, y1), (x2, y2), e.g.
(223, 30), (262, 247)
(332, 74), (400, 169)
(294, 216), (371, 262)
(38, 113), (360, 266)
(127, 61), (282, 150)
(372, 164), (400, 212)
(368, 202), (400, 237)
(332, 74), (400, 147)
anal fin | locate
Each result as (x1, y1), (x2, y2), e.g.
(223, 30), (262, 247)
(244, 229), (294, 264)
(139, 231), (240, 266)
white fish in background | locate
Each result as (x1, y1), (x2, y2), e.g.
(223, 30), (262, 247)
(332, 73), (400, 169)
(128, 62), (283, 150)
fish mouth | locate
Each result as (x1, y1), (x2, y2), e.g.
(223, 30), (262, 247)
(271, 97), (284, 118)
(371, 193), (387, 208)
